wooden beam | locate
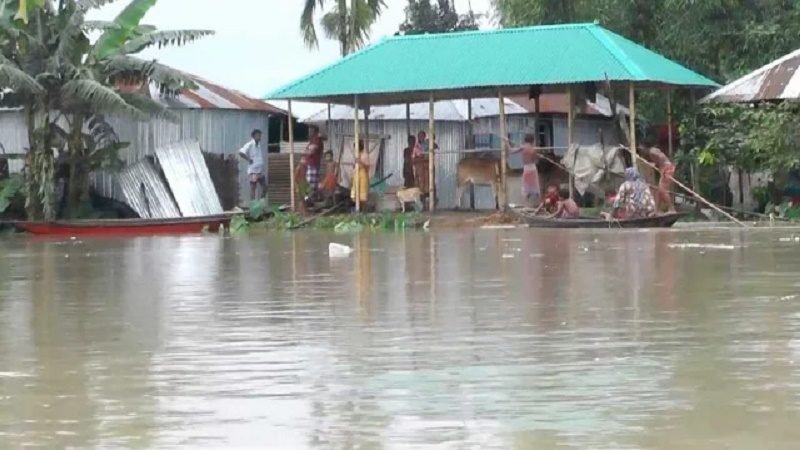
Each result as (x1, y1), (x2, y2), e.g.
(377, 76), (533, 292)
(406, 103), (411, 138)
(629, 82), (637, 166)
(326, 103), (332, 139)
(567, 86), (575, 199)
(288, 100), (296, 211)
(498, 90), (508, 210)
(666, 90), (673, 158)
(428, 92), (436, 212)
(354, 95), (361, 212)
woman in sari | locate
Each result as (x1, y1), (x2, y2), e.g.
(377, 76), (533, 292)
(612, 167), (656, 219)
(350, 140), (369, 207)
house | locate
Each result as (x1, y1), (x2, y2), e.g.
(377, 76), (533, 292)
(0, 70), (289, 209)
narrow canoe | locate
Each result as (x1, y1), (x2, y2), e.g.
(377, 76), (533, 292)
(13, 215), (231, 237)
(513, 209), (686, 229)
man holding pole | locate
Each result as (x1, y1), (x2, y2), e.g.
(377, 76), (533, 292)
(640, 138), (676, 213)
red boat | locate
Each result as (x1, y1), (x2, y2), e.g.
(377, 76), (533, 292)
(13, 214), (232, 237)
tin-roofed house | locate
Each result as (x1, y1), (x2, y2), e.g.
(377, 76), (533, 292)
(0, 68), (289, 210)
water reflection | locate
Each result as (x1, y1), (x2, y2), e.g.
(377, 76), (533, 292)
(1, 228), (800, 448)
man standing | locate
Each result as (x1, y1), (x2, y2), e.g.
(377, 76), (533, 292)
(641, 138), (676, 213)
(239, 129), (266, 201)
(305, 125), (324, 199)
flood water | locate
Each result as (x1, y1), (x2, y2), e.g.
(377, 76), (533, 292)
(1, 227), (800, 449)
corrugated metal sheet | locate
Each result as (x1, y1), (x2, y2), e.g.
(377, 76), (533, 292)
(0, 109), (28, 174)
(154, 140), (223, 217)
(303, 94), (626, 123)
(704, 48), (800, 102)
(118, 159), (181, 218)
(303, 98), (528, 122)
(268, 23), (718, 104)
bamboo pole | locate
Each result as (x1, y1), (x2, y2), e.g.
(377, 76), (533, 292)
(288, 100), (296, 211)
(629, 82), (637, 166)
(354, 95), (361, 212)
(498, 90), (508, 210)
(533, 94), (540, 146)
(467, 98), (473, 147)
(405, 103), (411, 139)
(428, 92), (436, 212)
(567, 86), (575, 199)
(666, 90), (673, 158)
(632, 151), (748, 227)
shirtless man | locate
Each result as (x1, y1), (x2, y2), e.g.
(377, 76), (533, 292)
(641, 139), (676, 213)
(505, 134), (541, 206)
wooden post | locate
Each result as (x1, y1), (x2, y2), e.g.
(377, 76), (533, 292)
(406, 103), (411, 138)
(666, 90), (673, 158)
(428, 92), (436, 212)
(567, 86), (575, 199)
(467, 98), (473, 148)
(288, 100), (296, 211)
(326, 103), (332, 142)
(629, 82), (637, 165)
(354, 95), (361, 212)
(498, 90), (508, 210)
(364, 104), (370, 156)
(533, 94), (540, 146)
(468, 98), (475, 209)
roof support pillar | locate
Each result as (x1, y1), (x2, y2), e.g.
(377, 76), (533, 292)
(467, 98), (473, 149)
(354, 94), (361, 212)
(326, 103), (332, 140)
(288, 100), (296, 211)
(666, 90), (673, 158)
(428, 92), (436, 212)
(498, 90), (508, 210)
(567, 86), (575, 199)
(406, 103), (411, 139)
(629, 82), (637, 167)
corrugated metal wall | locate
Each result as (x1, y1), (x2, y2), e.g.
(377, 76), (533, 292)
(319, 119), (468, 209)
(0, 109), (270, 206)
(317, 114), (618, 210)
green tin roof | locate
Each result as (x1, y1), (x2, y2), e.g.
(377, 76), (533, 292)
(267, 22), (718, 104)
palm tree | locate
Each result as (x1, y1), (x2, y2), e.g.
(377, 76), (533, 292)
(301, 0), (386, 56)
(0, 0), (212, 219)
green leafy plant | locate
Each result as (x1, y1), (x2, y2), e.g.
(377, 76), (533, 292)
(0, 173), (23, 214)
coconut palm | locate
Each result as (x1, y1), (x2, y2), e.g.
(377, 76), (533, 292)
(0, 0), (212, 219)
(301, 0), (386, 56)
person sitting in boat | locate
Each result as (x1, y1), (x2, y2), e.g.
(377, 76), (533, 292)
(611, 167), (656, 219)
(539, 184), (560, 214)
(548, 189), (580, 219)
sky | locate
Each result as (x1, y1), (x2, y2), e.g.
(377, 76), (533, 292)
(89, 0), (495, 117)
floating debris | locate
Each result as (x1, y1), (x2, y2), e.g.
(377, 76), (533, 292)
(329, 243), (354, 258)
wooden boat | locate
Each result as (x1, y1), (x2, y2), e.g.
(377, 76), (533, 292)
(513, 209), (686, 229)
(13, 214), (231, 237)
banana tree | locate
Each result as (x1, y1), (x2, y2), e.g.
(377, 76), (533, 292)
(0, 0), (212, 219)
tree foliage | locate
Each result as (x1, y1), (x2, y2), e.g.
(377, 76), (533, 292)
(301, 0), (386, 56)
(0, 0), (211, 219)
(492, 0), (800, 198)
(398, 0), (479, 35)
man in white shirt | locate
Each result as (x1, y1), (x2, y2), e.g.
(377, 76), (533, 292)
(238, 129), (266, 201)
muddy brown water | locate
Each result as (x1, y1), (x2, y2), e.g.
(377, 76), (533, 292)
(1, 228), (800, 449)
